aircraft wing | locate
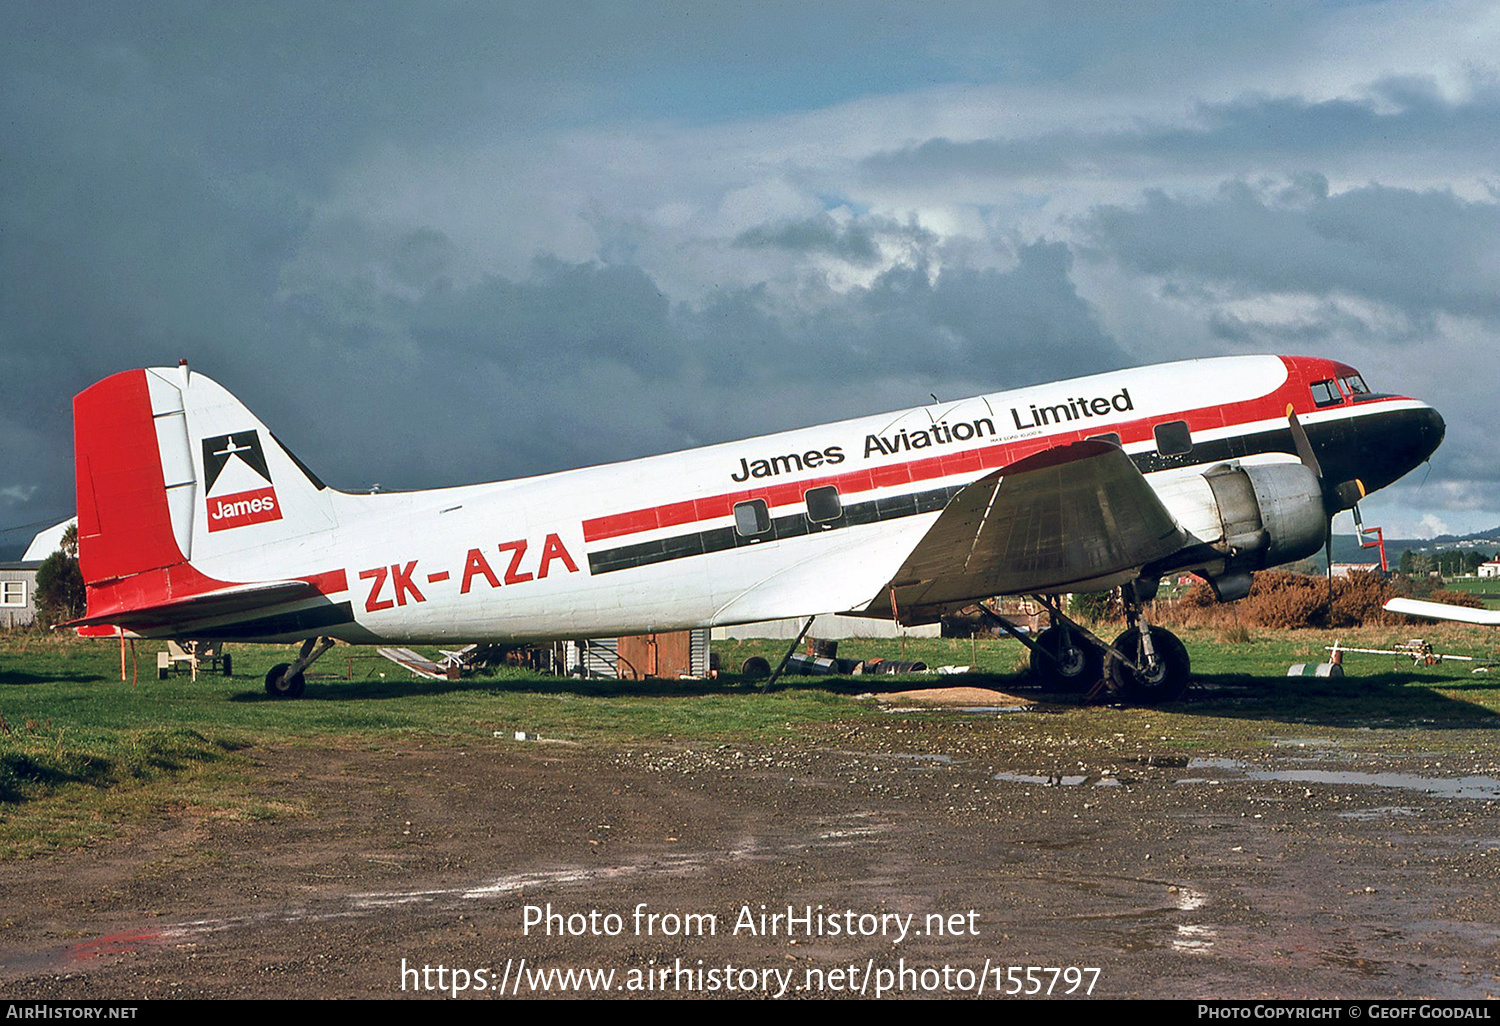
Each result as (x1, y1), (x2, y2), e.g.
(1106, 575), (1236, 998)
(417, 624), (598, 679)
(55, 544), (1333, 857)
(868, 439), (1187, 621)
(1383, 597), (1500, 626)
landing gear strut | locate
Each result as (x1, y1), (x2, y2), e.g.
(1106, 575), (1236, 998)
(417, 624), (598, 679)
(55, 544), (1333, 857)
(984, 595), (1112, 697)
(264, 636), (336, 699)
(1105, 581), (1192, 703)
(988, 584), (1191, 705)
(1030, 622), (1102, 693)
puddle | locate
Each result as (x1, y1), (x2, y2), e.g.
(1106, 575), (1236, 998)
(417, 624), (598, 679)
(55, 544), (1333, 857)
(1177, 759), (1500, 800)
(2, 813), (894, 979)
(1172, 923), (1216, 953)
(1127, 755), (1188, 768)
(1338, 806), (1423, 820)
(992, 772), (1121, 787)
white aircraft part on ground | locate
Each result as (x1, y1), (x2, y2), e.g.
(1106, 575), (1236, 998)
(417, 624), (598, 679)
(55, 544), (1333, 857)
(1383, 597), (1500, 626)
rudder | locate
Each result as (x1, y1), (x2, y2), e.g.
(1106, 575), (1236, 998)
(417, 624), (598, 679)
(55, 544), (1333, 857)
(74, 364), (338, 624)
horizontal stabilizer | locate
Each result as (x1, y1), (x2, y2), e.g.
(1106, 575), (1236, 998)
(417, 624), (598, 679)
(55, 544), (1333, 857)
(1383, 597), (1500, 626)
(65, 580), (320, 631)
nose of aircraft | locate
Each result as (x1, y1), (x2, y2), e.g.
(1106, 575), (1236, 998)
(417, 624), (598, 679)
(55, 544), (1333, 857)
(1416, 403), (1446, 461)
(1351, 401), (1445, 495)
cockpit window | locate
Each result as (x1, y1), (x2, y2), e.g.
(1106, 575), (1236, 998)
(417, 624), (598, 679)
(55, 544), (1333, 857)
(1310, 379), (1342, 407)
(1339, 374), (1369, 396)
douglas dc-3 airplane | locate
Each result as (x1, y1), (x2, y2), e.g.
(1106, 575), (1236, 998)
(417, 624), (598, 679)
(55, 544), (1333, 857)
(68, 355), (1443, 703)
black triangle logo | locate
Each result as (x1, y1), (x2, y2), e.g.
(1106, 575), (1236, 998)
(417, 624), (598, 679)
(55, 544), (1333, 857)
(202, 431), (272, 492)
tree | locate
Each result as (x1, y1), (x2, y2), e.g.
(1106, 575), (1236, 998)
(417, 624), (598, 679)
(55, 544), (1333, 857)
(34, 524), (85, 627)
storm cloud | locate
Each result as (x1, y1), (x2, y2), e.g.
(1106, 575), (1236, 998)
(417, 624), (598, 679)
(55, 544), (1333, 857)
(2, 1), (1497, 553)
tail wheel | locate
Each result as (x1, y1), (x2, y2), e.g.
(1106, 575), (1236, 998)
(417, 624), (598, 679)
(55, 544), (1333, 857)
(1107, 627), (1191, 704)
(264, 663), (306, 699)
(1030, 626), (1102, 692)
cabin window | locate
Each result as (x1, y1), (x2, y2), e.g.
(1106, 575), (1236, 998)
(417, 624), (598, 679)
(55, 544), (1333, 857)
(1153, 420), (1192, 457)
(1087, 432), (1122, 447)
(805, 485), (842, 523)
(0, 580), (25, 607)
(1339, 373), (1370, 397)
(733, 499), (771, 537)
(1310, 379), (1342, 407)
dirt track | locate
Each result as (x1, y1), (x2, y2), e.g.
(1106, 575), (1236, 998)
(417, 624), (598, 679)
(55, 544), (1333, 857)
(1, 694), (1497, 1000)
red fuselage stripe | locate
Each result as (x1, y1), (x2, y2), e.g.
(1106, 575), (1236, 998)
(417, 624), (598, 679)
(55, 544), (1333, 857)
(581, 356), (1370, 544)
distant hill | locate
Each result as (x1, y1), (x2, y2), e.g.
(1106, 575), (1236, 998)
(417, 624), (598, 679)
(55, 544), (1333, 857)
(1329, 527), (1500, 569)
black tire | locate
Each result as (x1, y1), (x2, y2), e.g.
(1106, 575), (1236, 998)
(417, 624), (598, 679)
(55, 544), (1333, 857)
(1107, 627), (1191, 704)
(1029, 626), (1102, 692)
(264, 662), (305, 699)
(222, 653), (233, 677)
(740, 656), (771, 680)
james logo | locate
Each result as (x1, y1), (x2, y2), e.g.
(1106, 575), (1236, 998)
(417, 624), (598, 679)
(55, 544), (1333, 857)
(207, 486), (281, 532)
(202, 431), (282, 532)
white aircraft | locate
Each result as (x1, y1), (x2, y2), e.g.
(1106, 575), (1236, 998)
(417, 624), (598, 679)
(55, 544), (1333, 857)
(69, 355), (1443, 703)
(1383, 597), (1500, 626)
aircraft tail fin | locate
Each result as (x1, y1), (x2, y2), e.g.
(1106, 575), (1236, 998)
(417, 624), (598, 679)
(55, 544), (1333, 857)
(73, 364), (338, 627)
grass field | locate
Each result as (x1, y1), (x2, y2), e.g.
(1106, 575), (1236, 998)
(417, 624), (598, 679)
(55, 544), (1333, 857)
(1432, 576), (1500, 607)
(2, 624), (1498, 858)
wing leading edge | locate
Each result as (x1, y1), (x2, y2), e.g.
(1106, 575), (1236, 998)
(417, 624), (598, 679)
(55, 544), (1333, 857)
(865, 439), (1187, 623)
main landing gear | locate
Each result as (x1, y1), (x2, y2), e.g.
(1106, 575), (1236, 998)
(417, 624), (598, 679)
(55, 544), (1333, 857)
(1029, 621), (1102, 694)
(264, 636), (336, 699)
(1106, 581), (1191, 704)
(991, 582), (1191, 705)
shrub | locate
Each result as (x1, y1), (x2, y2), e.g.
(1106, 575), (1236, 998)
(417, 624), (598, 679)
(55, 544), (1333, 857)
(1068, 590), (1118, 623)
(1238, 568), (1396, 629)
(1421, 589), (1485, 610)
(1245, 571), (1329, 628)
(1179, 578), (1219, 607)
(1327, 569), (1396, 628)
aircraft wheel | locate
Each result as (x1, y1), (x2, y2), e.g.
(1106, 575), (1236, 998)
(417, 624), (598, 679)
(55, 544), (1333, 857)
(1030, 626), (1102, 692)
(264, 662), (306, 699)
(740, 656), (771, 680)
(222, 653), (233, 677)
(1107, 627), (1191, 704)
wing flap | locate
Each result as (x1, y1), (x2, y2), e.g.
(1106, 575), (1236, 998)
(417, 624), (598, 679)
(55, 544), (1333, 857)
(874, 439), (1186, 619)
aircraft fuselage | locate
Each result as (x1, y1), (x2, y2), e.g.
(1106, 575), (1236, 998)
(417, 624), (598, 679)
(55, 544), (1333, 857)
(72, 354), (1443, 646)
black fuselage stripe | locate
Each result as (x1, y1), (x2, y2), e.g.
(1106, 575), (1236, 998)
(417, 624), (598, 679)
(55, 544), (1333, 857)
(582, 417), (1382, 577)
(587, 485), (965, 575)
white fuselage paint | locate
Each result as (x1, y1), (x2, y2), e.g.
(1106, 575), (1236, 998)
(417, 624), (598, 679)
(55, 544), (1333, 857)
(139, 355), (1432, 644)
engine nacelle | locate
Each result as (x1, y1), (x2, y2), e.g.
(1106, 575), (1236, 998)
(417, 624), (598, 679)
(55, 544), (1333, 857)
(1156, 461), (1328, 601)
(1204, 461), (1327, 569)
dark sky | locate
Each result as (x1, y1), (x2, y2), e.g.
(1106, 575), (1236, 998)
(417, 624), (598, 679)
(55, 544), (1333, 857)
(3, 0), (1496, 554)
